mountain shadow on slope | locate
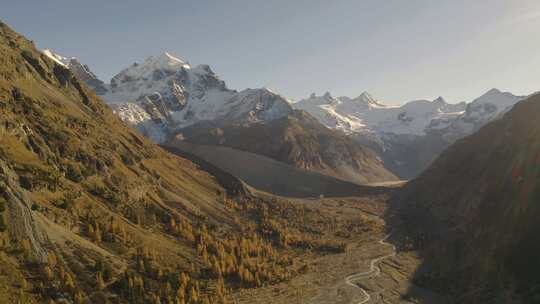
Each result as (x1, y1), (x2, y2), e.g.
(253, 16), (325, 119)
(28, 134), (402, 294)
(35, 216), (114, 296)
(388, 92), (540, 303)
(175, 110), (398, 185)
(163, 142), (390, 198)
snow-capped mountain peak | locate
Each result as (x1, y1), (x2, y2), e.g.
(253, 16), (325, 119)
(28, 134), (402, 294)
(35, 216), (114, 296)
(109, 52), (191, 93)
(43, 49), (293, 142)
(341, 91), (387, 109)
(302, 92), (336, 105)
(295, 91), (394, 134)
(443, 88), (525, 138)
(484, 87), (502, 95)
(295, 88), (525, 178)
(470, 88), (520, 109)
(42, 49), (72, 67)
(359, 91), (374, 99)
(157, 52), (186, 64)
(141, 52), (188, 71)
(356, 91), (377, 103)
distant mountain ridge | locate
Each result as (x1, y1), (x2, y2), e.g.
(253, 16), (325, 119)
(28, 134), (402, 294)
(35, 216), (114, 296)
(294, 89), (525, 178)
(294, 92), (468, 135)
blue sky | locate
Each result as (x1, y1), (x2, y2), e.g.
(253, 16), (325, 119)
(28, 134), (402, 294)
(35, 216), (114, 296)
(2, 0), (540, 104)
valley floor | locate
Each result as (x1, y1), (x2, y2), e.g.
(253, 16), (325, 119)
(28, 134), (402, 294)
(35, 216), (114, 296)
(230, 196), (445, 304)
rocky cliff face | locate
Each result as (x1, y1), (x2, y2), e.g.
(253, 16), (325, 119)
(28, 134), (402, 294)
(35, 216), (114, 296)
(0, 160), (48, 263)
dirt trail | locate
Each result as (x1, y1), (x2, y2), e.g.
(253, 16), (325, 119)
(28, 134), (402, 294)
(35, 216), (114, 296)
(343, 234), (396, 304)
(309, 233), (396, 304)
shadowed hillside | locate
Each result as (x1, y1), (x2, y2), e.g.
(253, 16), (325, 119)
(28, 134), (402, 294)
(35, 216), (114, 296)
(163, 142), (389, 198)
(391, 93), (540, 303)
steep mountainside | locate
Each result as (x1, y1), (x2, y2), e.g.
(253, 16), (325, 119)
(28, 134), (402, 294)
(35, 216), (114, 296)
(165, 142), (388, 197)
(0, 22), (380, 304)
(392, 92), (540, 303)
(44, 50), (396, 185)
(0, 20), (236, 304)
(172, 110), (397, 184)
(295, 90), (524, 179)
(42, 49), (108, 95)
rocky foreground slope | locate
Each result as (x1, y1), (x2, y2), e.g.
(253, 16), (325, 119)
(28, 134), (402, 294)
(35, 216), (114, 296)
(392, 92), (540, 303)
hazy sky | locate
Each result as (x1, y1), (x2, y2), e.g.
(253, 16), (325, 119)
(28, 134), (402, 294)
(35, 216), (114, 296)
(2, 0), (540, 104)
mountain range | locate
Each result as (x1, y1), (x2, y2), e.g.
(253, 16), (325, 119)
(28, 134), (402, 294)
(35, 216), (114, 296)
(294, 89), (525, 178)
(3, 16), (540, 304)
(42, 50), (397, 185)
(44, 49), (527, 181)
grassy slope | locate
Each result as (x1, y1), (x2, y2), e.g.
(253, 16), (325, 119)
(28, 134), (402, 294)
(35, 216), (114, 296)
(0, 19), (230, 303)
